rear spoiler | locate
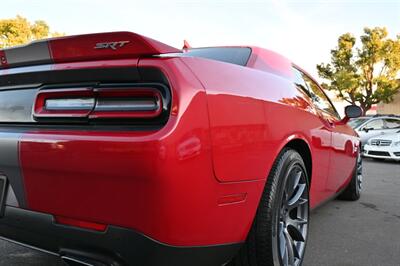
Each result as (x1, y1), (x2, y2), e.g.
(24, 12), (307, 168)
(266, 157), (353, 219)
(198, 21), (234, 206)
(0, 31), (181, 69)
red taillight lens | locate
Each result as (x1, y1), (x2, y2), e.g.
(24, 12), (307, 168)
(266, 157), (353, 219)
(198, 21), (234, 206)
(34, 88), (94, 118)
(34, 86), (163, 121)
(90, 88), (162, 119)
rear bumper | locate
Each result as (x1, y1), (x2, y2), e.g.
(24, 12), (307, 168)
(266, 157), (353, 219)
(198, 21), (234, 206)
(0, 206), (240, 266)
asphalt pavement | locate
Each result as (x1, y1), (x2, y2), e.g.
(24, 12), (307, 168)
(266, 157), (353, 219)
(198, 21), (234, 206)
(0, 159), (399, 266)
(304, 158), (400, 266)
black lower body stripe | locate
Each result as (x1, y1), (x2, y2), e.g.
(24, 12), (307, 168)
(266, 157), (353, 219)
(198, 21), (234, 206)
(0, 132), (26, 207)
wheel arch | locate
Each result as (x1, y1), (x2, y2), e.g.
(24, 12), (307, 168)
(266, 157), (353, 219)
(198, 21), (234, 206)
(231, 137), (312, 265)
(283, 138), (313, 190)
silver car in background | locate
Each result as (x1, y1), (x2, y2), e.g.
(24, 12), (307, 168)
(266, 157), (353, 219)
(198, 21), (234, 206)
(349, 115), (400, 146)
(363, 130), (400, 161)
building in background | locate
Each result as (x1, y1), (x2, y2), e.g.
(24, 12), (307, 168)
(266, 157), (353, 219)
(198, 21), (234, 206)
(330, 91), (399, 117)
(377, 91), (400, 115)
(367, 105), (377, 115)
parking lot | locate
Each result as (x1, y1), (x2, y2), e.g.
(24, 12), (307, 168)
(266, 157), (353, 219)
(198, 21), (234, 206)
(0, 159), (398, 266)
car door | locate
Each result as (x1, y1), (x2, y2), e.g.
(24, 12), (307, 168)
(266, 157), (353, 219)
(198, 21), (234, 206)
(293, 68), (332, 202)
(359, 118), (385, 143)
(301, 73), (355, 194)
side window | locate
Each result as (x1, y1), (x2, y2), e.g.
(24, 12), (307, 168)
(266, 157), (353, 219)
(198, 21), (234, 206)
(292, 68), (312, 98)
(384, 118), (400, 129)
(295, 68), (339, 118)
(184, 47), (252, 66)
(364, 119), (384, 130)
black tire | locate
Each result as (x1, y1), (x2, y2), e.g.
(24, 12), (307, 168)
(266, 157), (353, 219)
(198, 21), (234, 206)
(228, 148), (310, 266)
(337, 152), (362, 201)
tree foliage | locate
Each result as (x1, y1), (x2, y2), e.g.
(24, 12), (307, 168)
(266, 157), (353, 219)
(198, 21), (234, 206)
(317, 27), (400, 114)
(0, 15), (64, 48)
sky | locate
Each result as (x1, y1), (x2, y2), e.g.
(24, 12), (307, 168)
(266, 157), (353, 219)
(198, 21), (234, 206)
(3, 0), (400, 79)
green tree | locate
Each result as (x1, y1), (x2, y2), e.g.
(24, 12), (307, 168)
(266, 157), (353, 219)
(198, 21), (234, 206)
(317, 27), (400, 114)
(0, 15), (64, 48)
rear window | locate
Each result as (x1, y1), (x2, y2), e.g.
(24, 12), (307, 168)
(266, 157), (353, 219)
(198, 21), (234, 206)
(184, 47), (252, 66)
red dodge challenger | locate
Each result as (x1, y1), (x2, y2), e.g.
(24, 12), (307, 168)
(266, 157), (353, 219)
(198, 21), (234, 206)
(0, 32), (362, 266)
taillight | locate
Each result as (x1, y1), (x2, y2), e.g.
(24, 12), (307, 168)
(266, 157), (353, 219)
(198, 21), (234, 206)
(33, 84), (167, 123)
(34, 88), (94, 118)
(90, 88), (162, 119)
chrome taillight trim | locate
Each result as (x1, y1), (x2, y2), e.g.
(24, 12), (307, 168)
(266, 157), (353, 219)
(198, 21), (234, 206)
(45, 98), (96, 111)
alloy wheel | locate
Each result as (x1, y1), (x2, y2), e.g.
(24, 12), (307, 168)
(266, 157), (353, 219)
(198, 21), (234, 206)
(278, 165), (309, 266)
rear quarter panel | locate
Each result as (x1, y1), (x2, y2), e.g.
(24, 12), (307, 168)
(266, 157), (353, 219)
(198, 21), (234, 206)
(182, 57), (334, 207)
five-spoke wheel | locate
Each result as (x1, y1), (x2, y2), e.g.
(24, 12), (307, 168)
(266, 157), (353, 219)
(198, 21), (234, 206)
(228, 148), (310, 266)
(278, 166), (309, 266)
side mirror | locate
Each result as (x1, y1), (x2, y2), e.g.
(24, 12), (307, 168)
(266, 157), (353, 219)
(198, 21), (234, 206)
(362, 127), (370, 133)
(345, 105), (362, 118)
(335, 105), (363, 125)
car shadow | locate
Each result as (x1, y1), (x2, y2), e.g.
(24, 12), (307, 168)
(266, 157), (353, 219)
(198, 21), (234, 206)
(362, 157), (400, 164)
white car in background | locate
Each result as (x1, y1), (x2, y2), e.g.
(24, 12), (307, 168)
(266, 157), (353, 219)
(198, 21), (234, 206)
(349, 115), (400, 146)
(363, 130), (400, 161)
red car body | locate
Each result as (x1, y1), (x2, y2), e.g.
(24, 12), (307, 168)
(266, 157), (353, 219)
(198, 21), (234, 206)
(0, 32), (359, 266)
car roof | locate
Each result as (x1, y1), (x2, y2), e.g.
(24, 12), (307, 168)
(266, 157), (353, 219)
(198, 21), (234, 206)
(362, 114), (400, 118)
(350, 115), (400, 129)
(189, 45), (294, 78)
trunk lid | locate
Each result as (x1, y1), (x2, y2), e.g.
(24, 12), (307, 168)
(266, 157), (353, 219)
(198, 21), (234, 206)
(0, 31), (180, 69)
